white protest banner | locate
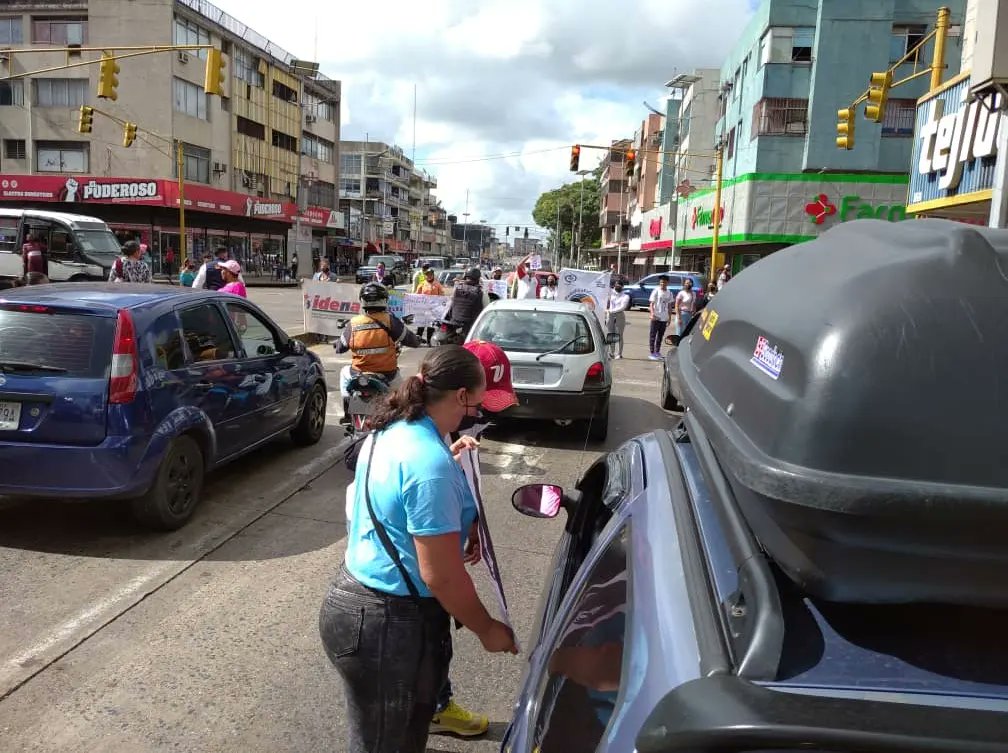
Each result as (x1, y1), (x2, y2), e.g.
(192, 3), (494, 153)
(404, 293), (451, 327)
(302, 281), (362, 335)
(488, 279), (509, 300)
(556, 268), (612, 326)
(529, 254), (543, 270)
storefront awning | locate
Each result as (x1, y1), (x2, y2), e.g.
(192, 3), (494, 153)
(641, 239), (674, 251)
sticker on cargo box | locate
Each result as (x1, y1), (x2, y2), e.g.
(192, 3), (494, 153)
(701, 309), (718, 340)
(750, 335), (783, 380)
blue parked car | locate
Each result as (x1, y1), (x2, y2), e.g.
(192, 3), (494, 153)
(0, 284), (327, 530)
(503, 220), (1008, 752)
(627, 271), (707, 310)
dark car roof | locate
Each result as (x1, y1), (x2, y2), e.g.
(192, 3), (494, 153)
(0, 283), (218, 314)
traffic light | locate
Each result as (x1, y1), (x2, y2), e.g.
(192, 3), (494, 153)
(77, 105), (94, 134)
(569, 144), (581, 172)
(836, 108), (855, 150)
(123, 122), (137, 148)
(204, 48), (226, 96)
(97, 53), (119, 101)
(864, 70), (892, 123)
(624, 149), (636, 180)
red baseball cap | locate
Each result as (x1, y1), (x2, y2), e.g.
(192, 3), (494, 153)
(464, 340), (518, 413)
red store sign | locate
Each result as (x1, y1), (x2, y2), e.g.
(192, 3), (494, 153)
(0, 174), (336, 227)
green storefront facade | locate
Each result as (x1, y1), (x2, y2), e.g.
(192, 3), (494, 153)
(675, 173), (910, 275)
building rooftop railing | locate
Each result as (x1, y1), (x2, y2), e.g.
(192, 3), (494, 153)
(177, 0), (338, 84)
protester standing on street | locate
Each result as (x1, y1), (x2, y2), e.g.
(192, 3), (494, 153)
(109, 240), (152, 283)
(192, 246), (231, 290)
(413, 262), (431, 292)
(313, 259), (333, 282)
(716, 263), (731, 291)
(445, 268), (488, 338)
(606, 281), (631, 359)
(373, 261), (390, 287)
(415, 267), (445, 345)
(320, 345), (517, 753)
(648, 275), (673, 360)
(164, 246), (175, 280)
(218, 260), (247, 297)
(508, 253), (539, 299)
(674, 278), (697, 336)
(539, 275), (559, 300)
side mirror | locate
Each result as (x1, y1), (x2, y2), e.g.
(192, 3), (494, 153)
(512, 484), (563, 519)
(605, 332), (621, 346)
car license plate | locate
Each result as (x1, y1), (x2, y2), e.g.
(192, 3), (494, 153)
(513, 366), (545, 385)
(0, 401), (21, 431)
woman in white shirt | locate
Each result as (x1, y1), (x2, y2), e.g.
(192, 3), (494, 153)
(674, 279), (697, 336)
(539, 275), (558, 300)
(606, 282), (631, 359)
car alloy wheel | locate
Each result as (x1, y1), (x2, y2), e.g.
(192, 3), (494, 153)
(165, 441), (200, 516)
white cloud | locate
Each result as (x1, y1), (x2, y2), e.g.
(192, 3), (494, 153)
(211, 0), (754, 230)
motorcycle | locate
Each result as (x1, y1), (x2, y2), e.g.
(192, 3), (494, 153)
(344, 372), (392, 436)
(431, 319), (466, 347)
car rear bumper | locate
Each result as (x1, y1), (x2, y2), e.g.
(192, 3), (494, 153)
(505, 388), (610, 420)
(0, 435), (156, 499)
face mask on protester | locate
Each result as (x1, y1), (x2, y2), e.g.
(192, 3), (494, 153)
(456, 409), (486, 432)
(614, 285), (623, 293)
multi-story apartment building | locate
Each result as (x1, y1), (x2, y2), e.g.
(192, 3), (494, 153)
(0, 0), (343, 275)
(596, 138), (632, 270)
(674, 0), (965, 274)
(626, 112), (664, 259)
(633, 70), (721, 274)
(450, 223), (497, 260)
(338, 140), (446, 261)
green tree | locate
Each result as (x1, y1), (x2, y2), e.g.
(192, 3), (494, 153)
(531, 168), (603, 257)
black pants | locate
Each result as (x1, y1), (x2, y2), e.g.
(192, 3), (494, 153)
(649, 318), (669, 354)
(416, 326), (433, 344)
(320, 566), (450, 753)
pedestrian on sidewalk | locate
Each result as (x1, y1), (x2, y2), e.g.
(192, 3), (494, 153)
(164, 246), (175, 280)
(320, 346), (517, 753)
(674, 278), (696, 336)
(606, 281), (631, 359)
(192, 247), (232, 290)
(109, 240), (152, 283)
(179, 258), (196, 287)
(218, 260), (247, 298)
(648, 275), (673, 360)
(313, 259), (334, 282)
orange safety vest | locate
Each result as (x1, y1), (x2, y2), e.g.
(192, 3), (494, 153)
(349, 312), (398, 374)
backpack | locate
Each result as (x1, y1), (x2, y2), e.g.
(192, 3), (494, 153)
(343, 430), (372, 471)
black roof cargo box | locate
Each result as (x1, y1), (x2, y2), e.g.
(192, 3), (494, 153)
(677, 219), (1008, 607)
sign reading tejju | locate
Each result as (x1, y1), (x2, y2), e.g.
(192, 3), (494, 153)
(908, 73), (1003, 212)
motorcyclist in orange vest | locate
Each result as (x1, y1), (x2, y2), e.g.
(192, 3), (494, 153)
(334, 283), (421, 423)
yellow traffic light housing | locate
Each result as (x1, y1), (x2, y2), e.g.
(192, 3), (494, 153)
(97, 53), (119, 101)
(836, 108), (855, 150)
(624, 149), (636, 180)
(123, 122), (137, 148)
(77, 105), (94, 134)
(864, 70), (892, 123)
(569, 144), (581, 172)
(204, 48), (226, 96)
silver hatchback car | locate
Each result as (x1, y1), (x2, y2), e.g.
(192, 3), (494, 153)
(466, 299), (617, 441)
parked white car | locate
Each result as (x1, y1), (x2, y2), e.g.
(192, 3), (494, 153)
(466, 299), (617, 441)
(0, 209), (118, 282)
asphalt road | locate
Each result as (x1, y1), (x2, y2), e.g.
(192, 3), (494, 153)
(0, 289), (678, 752)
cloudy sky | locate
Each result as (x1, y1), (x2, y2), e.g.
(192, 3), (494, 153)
(214, 0), (758, 237)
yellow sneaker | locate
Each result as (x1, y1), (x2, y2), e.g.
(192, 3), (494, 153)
(430, 699), (489, 737)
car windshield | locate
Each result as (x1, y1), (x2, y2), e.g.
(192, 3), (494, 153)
(75, 229), (122, 264)
(471, 310), (594, 355)
(366, 256), (398, 267)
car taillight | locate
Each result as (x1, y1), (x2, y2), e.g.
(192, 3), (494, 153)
(586, 361), (604, 384)
(0, 303), (51, 314)
(109, 309), (139, 404)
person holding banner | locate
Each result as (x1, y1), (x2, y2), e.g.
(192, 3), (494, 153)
(321, 346), (517, 753)
(414, 267), (445, 345)
(606, 281), (631, 359)
(508, 253), (539, 299)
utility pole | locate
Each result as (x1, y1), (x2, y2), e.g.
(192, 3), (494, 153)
(576, 169), (591, 268)
(176, 140), (187, 263)
(710, 137), (725, 278)
(462, 189), (470, 258)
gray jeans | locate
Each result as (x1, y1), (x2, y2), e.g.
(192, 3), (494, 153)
(607, 311), (626, 357)
(320, 565), (451, 753)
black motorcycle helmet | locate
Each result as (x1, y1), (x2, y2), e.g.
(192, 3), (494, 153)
(464, 267), (482, 285)
(359, 282), (389, 310)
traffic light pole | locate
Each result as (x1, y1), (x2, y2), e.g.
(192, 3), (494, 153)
(176, 140), (187, 264)
(710, 139), (725, 278)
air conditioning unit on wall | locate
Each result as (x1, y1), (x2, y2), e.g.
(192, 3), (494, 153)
(305, 114), (316, 124)
(177, 51), (189, 64)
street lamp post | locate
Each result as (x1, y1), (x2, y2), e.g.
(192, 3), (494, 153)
(576, 168), (592, 268)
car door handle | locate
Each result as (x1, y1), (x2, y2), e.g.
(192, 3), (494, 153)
(193, 381), (213, 390)
(250, 374), (267, 383)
